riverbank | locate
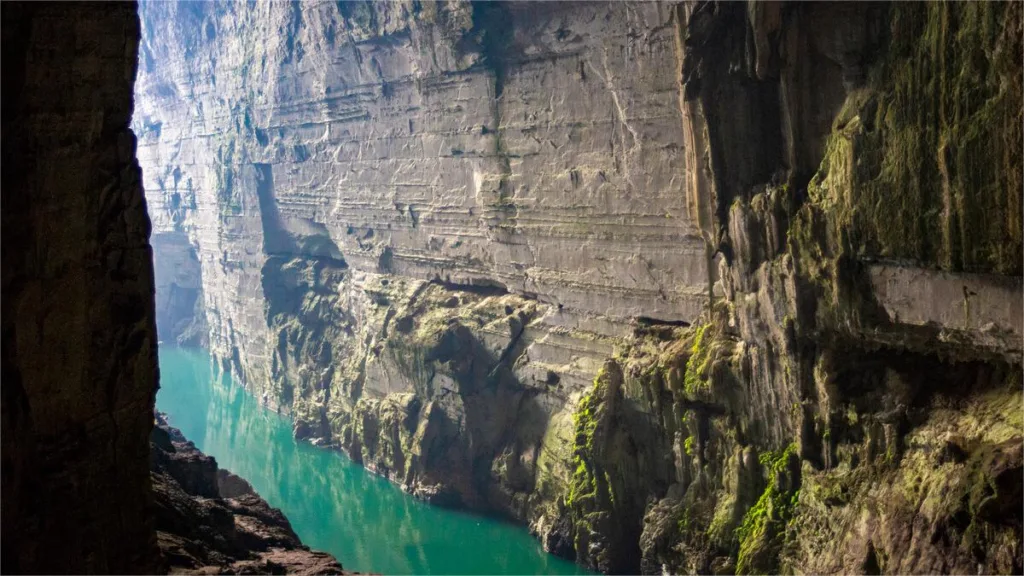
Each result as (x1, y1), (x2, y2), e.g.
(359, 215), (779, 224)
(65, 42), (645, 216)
(156, 346), (591, 575)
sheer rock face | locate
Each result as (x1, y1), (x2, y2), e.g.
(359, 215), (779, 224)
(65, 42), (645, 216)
(624, 2), (1023, 575)
(137, 1), (1023, 574)
(1, 3), (161, 573)
(137, 1), (707, 328)
(153, 232), (209, 347)
(135, 0), (707, 539)
(135, 0), (707, 396)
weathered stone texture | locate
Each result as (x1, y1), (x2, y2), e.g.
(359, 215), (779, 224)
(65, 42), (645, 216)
(153, 232), (209, 347)
(2, 3), (340, 573)
(134, 0), (707, 388)
(623, 2), (1024, 574)
(1, 2), (160, 572)
(135, 0), (711, 547)
(151, 416), (348, 574)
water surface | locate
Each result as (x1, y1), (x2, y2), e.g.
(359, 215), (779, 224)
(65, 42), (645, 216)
(157, 347), (590, 575)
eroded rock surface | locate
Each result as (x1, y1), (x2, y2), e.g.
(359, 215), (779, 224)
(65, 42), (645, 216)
(1, 3), (160, 572)
(152, 415), (349, 575)
(153, 232), (209, 347)
(135, 0), (699, 545)
(137, 1), (1023, 574)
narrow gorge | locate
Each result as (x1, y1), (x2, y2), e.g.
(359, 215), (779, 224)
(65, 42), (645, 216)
(136, 1), (1023, 573)
(3, 0), (1019, 574)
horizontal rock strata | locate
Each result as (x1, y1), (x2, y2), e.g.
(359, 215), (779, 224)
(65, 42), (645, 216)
(137, 1), (1024, 573)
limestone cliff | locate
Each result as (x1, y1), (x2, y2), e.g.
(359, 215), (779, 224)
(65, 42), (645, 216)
(153, 232), (209, 347)
(137, 1), (1023, 574)
(137, 0), (704, 519)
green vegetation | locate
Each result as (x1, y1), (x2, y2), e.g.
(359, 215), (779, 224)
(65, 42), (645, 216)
(683, 323), (712, 396)
(565, 375), (602, 508)
(705, 491), (738, 549)
(735, 443), (800, 575)
(677, 508), (694, 536)
(805, 2), (1022, 275)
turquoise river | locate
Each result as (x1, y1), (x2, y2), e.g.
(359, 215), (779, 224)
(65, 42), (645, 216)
(156, 346), (591, 575)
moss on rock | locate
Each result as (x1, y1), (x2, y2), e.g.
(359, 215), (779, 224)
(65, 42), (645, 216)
(807, 2), (1022, 275)
(735, 443), (800, 575)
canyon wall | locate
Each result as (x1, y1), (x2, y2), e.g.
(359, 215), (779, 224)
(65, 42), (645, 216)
(153, 232), (209, 347)
(1, 2), (161, 572)
(136, 1), (1023, 573)
(137, 0), (707, 514)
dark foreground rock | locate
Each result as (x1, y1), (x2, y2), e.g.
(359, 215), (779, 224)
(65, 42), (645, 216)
(2, 2), (161, 572)
(151, 414), (350, 575)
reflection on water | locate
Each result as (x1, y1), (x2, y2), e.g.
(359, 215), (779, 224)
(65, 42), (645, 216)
(157, 347), (591, 575)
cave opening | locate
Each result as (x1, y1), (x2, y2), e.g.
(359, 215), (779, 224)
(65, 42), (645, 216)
(4, 1), (1021, 574)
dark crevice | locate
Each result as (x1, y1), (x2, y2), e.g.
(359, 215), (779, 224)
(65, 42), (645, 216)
(635, 316), (690, 328)
(429, 277), (509, 297)
(470, 1), (513, 99)
(254, 163), (346, 263)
